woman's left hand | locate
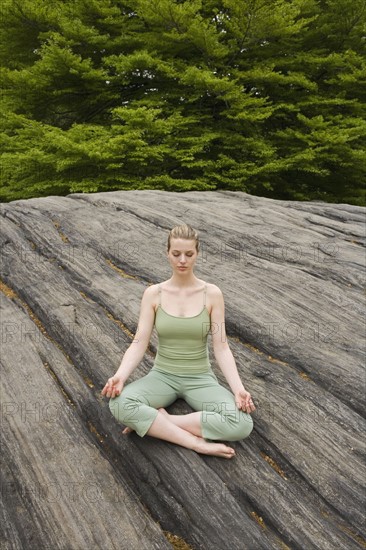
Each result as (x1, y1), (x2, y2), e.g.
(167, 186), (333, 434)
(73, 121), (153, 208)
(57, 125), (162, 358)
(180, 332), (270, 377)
(234, 388), (256, 413)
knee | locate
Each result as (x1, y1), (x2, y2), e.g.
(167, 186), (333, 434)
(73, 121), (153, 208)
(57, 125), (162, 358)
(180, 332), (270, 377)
(109, 394), (140, 424)
(108, 394), (124, 422)
(226, 410), (254, 441)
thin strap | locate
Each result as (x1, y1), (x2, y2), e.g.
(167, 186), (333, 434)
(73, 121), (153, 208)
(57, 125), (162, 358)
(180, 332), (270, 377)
(203, 283), (206, 307)
(158, 283), (162, 306)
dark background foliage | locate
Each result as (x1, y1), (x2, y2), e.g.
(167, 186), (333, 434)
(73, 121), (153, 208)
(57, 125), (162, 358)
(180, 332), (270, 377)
(1, 0), (365, 204)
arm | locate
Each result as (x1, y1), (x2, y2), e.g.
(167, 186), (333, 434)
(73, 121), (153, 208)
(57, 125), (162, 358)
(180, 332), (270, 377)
(210, 285), (256, 413)
(101, 285), (156, 397)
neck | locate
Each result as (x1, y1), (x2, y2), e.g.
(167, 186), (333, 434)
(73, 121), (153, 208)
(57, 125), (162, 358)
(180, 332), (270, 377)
(168, 273), (199, 288)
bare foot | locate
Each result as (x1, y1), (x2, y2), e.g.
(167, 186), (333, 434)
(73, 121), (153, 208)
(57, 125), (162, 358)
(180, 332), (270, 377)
(193, 436), (236, 459)
(122, 426), (134, 434)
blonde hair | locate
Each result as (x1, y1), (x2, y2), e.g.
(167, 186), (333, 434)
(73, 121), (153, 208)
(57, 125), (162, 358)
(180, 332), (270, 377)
(167, 224), (200, 253)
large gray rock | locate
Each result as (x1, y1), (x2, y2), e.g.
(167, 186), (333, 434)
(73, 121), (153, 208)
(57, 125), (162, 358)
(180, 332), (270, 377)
(0, 190), (365, 550)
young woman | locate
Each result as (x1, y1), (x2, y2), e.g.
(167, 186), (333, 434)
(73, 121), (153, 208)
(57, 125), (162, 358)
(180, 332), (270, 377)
(101, 224), (256, 459)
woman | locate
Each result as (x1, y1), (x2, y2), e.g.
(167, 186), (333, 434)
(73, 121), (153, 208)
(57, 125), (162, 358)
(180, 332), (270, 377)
(101, 224), (256, 459)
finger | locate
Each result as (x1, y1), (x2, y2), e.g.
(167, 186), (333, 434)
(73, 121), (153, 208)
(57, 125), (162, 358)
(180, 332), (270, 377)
(113, 387), (121, 398)
(243, 400), (252, 413)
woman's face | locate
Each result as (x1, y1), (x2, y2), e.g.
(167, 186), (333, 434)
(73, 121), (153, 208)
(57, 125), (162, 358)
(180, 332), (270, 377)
(167, 238), (198, 273)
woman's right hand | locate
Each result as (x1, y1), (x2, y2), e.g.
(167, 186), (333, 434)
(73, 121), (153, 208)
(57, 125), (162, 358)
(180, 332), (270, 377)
(101, 374), (124, 399)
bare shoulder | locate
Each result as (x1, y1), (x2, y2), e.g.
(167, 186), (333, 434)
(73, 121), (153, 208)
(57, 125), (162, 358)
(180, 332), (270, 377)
(206, 282), (223, 299)
(144, 283), (158, 294)
(143, 283), (161, 312)
(143, 283), (159, 299)
(204, 282), (224, 316)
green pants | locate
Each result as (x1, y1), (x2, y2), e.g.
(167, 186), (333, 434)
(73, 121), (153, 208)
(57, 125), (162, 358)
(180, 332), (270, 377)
(109, 368), (254, 441)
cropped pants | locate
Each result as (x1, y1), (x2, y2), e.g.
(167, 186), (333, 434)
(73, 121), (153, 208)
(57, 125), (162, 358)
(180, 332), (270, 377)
(109, 368), (254, 441)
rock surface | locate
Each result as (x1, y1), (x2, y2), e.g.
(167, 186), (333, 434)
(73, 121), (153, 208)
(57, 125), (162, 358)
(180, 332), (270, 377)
(0, 190), (365, 550)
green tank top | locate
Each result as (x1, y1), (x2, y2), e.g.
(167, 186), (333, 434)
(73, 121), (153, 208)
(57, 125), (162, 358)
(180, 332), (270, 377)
(152, 283), (212, 375)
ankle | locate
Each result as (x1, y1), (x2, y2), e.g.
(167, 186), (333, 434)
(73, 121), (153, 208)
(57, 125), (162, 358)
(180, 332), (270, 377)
(192, 435), (207, 453)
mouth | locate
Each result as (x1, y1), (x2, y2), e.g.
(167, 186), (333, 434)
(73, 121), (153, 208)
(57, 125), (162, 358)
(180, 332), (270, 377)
(178, 267), (187, 269)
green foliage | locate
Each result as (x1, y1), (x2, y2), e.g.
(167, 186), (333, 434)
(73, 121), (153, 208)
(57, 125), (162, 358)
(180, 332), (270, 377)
(0, 0), (365, 204)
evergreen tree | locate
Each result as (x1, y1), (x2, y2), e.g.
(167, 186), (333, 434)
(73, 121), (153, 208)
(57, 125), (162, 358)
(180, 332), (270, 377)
(0, 0), (365, 204)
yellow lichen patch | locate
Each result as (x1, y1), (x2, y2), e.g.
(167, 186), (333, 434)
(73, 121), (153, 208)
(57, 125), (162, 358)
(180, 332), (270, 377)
(234, 337), (291, 369)
(52, 220), (70, 243)
(88, 421), (104, 443)
(84, 376), (95, 388)
(229, 335), (243, 345)
(260, 452), (288, 480)
(267, 356), (289, 366)
(103, 304), (158, 357)
(0, 279), (17, 299)
(105, 258), (137, 278)
(251, 511), (266, 529)
(43, 362), (76, 407)
(243, 341), (265, 354)
(79, 291), (93, 301)
(0, 278), (50, 337)
(163, 531), (195, 550)
(299, 371), (312, 381)
(276, 539), (292, 550)
(337, 524), (366, 548)
(105, 310), (135, 339)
